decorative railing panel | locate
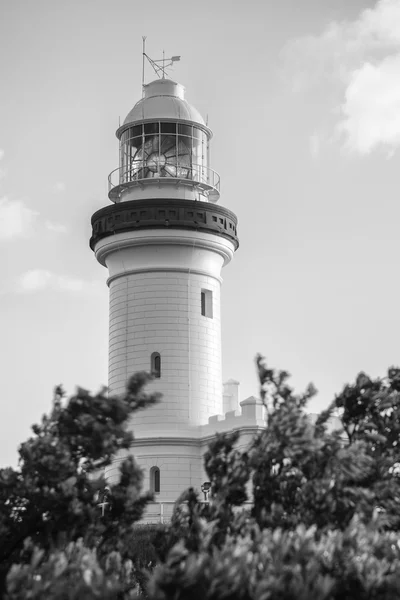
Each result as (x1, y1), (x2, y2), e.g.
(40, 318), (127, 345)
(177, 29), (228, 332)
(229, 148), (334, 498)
(90, 199), (239, 250)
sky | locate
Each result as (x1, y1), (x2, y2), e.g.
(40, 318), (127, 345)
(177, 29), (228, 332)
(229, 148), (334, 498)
(1, 0), (400, 467)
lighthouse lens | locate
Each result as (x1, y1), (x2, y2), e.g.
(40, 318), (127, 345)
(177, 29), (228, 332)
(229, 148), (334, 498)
(121, 123), (208, 184)
(147, 153), (167, 172)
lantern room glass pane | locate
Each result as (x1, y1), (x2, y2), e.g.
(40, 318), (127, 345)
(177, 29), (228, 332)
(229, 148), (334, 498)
(161, 135), (176, 154)
(131, 125), (142, 138)
(161, 122), (176, 134)
(178, 124), (193, 137)
(119, 123), (209, 185)
(144, 122), (159, 135)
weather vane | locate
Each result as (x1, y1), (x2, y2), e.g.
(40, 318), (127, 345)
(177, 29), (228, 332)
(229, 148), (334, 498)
(142, 36), (181, 91)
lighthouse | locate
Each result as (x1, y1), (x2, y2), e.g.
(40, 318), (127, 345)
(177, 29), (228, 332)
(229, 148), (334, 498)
(90, 63), (264, 518)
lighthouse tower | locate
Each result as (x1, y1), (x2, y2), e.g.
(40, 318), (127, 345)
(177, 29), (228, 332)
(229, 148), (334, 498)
(90, 70), (264, 515)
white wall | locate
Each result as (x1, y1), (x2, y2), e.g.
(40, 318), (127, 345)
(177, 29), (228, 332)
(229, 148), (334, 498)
(105, 442), (202, 501)
(108, 270), (222, 431)
(95, 226), (239, 507)
(94, 228), (236, 434)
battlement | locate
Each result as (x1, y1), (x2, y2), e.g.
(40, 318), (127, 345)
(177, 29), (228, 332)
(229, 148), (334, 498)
(200, 394), (267, 438)
(198, 379), (266, 439)
(200, 380), (344, 442)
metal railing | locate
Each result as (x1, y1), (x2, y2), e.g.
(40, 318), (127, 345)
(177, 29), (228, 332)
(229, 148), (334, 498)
(139, 501), (253, 524)
(108, 163), (220, 196)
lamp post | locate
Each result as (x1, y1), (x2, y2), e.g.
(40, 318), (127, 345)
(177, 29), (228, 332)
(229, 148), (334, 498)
(201, 481), (211, 502)
(97, 488), (110, 517)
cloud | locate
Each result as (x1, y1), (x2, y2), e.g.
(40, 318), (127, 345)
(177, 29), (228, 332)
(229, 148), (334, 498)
(309, 132), (322, 159)
(338, 54), (400, 155)
(45, 220), (68, 233)
(18, 270), (52, 292)
(0, 166), (67, 238)
(57, 276), (84, 291)
(53, 182), (66, 193)
(283, 0), (400, 156)
(0, 197), (38, 239)
(0, 150), (7, 181)
(16, 269), (102, 294)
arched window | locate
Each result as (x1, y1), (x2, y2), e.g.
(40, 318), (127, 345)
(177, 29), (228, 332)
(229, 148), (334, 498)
(151, 352), (161, 378)
(150, 466), (160, 494)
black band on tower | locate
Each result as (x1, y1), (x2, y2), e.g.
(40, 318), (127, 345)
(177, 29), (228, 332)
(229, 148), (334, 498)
(90, 198), (239, 251)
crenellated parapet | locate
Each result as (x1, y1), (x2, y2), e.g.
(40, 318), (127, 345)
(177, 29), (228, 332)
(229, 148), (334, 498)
(200, 395), (266, 439)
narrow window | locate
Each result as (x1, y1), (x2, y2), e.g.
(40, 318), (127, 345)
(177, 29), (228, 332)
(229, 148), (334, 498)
(154, 354), (161, 376)
(201, 289), (213, 318)
(150, 466), (160, 494)
(154, 468), (160, 493)
(201, 291), (206, 316)
(151, 352), (161, 378)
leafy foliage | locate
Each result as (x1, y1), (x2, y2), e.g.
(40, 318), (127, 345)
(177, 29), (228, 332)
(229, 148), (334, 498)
(149, 515), (400, 600)
(4, 356), (400, 599)
(150, 355), (400, 600)
(1, 372), (160, 598)
(6, 539), (136, 599)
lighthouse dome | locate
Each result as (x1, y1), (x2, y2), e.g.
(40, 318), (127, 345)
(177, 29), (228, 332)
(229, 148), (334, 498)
(110, 77), (219, 204)
(122, 79), (208, 131)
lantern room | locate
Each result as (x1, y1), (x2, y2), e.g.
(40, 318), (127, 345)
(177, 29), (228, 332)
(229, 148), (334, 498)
(108, 79), (220, 203)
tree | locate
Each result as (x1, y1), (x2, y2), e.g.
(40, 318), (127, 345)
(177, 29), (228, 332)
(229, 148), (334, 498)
(1, 372), (160, 598)
(149, 356), (400, 600)
(4, 357), (400, 599)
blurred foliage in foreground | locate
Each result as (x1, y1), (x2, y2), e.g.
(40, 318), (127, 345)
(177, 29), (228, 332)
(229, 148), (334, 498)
(1, 372), (161, 598)
(3, 357), (400, 599)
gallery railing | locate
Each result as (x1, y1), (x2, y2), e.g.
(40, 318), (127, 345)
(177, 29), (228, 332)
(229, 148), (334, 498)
(108, 163), (220, 201)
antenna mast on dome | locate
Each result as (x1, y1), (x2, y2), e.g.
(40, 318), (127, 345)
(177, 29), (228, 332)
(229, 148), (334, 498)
(142, 36), (180, 93)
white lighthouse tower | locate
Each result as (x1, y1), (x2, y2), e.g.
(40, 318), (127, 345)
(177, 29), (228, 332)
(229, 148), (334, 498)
(90, 57), (264, 518)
